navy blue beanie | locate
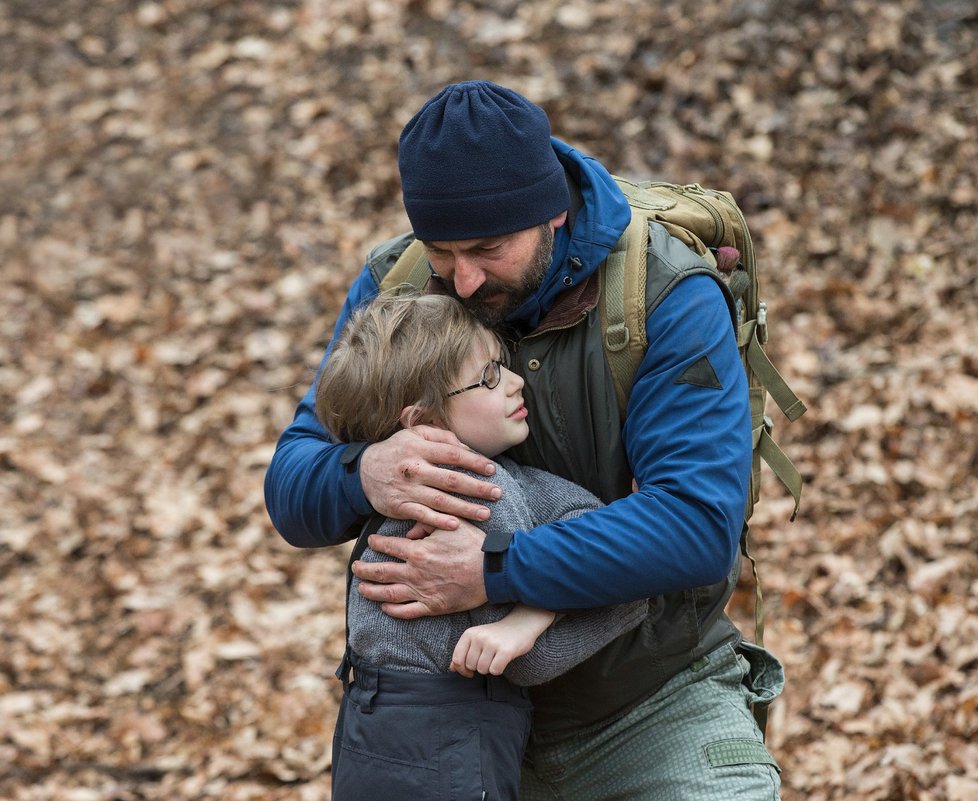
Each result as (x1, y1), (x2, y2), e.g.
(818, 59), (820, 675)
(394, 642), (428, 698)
(398, 81), (571, 241)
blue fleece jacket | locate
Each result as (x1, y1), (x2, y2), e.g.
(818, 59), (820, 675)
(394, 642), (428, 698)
(263, 138), (752, 611)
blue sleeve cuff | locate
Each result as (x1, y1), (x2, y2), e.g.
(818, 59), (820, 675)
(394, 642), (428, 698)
(483, 529), (527, 604)
(339, 442), (374, 517)
(481, 527), (513, 575)
(484, 560), (511, 603)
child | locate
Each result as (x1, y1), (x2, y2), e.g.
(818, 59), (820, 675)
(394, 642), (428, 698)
(316, 290), (647, 801)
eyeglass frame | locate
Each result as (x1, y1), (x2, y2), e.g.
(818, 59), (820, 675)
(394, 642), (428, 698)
(446, 359), (505, 397)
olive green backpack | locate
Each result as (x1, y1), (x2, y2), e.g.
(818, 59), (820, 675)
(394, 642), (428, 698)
(380, 176), (807, 648)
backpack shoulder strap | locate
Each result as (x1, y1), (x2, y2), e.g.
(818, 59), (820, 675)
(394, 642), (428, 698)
(599, 209), (650, 419)
(378, 237), (431, 294)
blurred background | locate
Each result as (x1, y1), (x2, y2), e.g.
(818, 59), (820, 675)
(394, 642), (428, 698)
(1, 1), (976, 799)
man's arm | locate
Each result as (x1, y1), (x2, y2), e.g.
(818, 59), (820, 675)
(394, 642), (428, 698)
(487, 274), (752, 608)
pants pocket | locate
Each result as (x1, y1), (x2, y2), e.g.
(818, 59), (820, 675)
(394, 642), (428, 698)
(332, 701), (441, 801)
(736, 641), (785, 708)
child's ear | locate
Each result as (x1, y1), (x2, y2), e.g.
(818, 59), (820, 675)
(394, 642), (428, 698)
(399, 405), (444, 429)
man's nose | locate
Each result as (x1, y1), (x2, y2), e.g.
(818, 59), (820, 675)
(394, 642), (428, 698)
(452, 256), (485, 298)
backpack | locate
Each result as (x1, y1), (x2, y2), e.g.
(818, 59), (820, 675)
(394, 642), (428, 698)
(379, 177), (806, 648)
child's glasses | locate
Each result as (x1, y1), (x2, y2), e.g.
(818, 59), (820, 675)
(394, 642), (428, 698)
(447, 360), (504, 397)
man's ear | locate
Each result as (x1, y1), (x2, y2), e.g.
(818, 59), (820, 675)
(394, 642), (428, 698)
(400, 404), (443, 429)
(550, 210), (568, 229)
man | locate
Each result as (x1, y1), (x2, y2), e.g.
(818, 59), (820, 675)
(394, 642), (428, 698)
(265, 80), (784, 799)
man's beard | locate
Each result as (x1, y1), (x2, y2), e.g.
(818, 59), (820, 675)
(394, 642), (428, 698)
(445, 224), (554, 329)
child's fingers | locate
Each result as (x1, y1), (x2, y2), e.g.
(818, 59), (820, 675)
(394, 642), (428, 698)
(451, 635), (474, 677)
(476, 646), (497, 676)
(467, 641), (488, 675)
(488, 651), (512, 676)
(454, 628), (519, 678)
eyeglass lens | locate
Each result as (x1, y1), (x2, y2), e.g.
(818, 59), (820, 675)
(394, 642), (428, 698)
(483, 360), (501, 390)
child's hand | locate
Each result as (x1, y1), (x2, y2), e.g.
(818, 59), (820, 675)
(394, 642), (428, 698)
(451, 605), (555, 678)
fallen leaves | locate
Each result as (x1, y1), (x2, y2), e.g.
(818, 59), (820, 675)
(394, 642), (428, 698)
(2, 0), (977, 799)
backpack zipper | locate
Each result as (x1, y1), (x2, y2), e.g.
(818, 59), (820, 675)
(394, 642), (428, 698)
(643, 181), (726, 247)
(681, 183), (726, 247)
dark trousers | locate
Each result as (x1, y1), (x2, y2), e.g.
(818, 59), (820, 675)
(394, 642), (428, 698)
(332, 652), (532, 801)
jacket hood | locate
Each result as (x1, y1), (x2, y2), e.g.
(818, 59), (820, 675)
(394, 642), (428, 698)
(507, 138), (632, 331)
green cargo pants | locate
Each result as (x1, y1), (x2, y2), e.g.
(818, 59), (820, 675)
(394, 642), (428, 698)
(520, 641), (784, 801)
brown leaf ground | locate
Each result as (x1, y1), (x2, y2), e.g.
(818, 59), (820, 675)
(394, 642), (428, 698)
(2, 1), (976, 799)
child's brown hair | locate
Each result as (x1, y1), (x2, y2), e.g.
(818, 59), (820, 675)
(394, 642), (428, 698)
(316, 290), (499, 442)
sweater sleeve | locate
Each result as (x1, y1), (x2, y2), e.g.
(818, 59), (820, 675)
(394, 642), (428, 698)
(479, 463), (648, 686)
(499, 461), (603, 525)
(485, 274), (752, 609)
(263, 265), (380, 548)
(501, 601), (648, 686)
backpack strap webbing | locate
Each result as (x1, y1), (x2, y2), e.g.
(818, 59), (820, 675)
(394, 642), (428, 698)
(755, 423), (804, 522)
(738, 521), (772, 736)
(740, 523), (766, 646)
(379, 237), (430, 294)
(738, 317), (807, 521)
(600, 210), (650, 419)
(740, 319), (807, 423)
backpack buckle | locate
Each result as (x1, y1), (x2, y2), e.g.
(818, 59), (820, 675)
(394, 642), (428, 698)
(757, 301), (769, 345)
(605, 322), (629, 352)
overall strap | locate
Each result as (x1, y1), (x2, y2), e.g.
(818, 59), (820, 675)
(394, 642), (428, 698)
(335, 513), (386, 688)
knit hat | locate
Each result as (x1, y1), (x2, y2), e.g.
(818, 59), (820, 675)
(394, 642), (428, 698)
(398, 81), (571, 241)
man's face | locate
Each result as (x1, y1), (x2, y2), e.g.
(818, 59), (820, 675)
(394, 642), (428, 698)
(423, 213), (565, 328)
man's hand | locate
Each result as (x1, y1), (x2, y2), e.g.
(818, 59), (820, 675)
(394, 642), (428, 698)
(352, 520), (489, 618)
(360, 426), (500, 531)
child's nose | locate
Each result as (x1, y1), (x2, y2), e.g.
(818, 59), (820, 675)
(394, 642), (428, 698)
(503, 366), (524, 392)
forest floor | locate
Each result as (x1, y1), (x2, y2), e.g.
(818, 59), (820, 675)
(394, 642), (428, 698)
(2, 0), (977, 799)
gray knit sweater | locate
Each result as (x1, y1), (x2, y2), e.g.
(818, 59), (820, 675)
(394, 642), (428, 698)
(347, 457), (648, 686)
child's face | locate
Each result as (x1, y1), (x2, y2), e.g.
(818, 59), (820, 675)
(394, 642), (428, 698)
(445, 336), (529, 458)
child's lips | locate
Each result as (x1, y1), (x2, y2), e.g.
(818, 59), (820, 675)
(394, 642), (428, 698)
(509, 403), (528, 420)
